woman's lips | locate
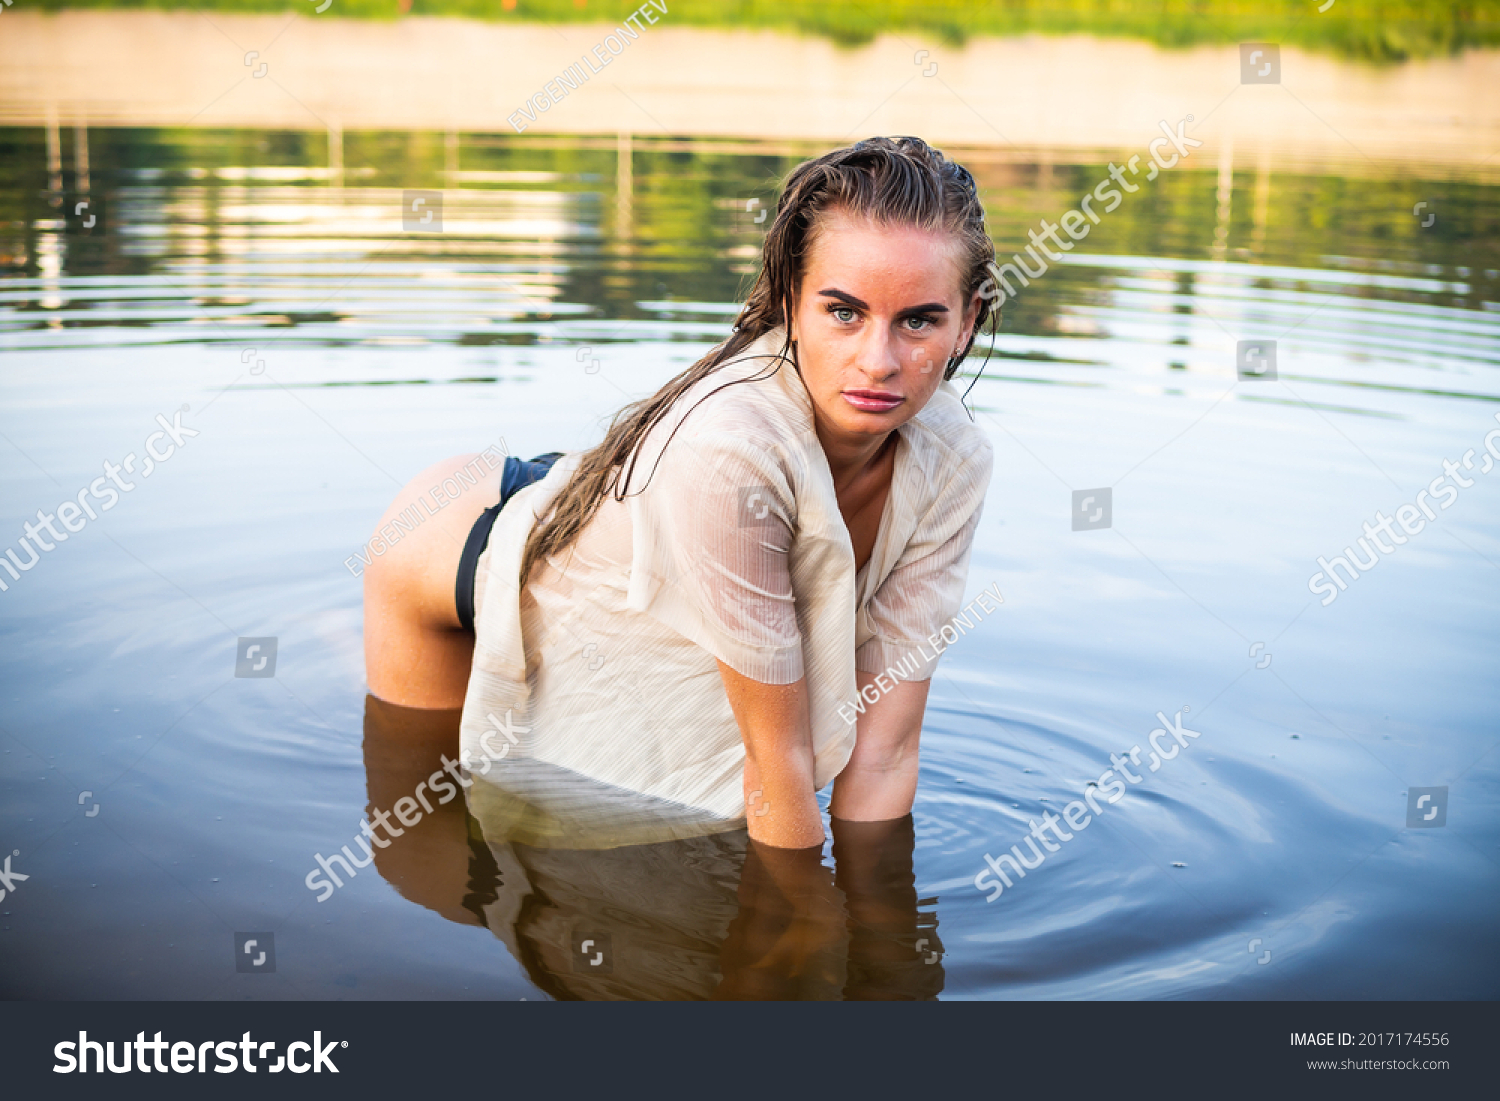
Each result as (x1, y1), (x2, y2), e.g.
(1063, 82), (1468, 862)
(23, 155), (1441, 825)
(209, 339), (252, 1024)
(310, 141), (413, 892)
(842, 390), (905, 413)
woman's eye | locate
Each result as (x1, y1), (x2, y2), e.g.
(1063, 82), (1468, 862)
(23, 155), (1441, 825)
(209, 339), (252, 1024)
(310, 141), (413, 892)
(832, 306), (856, 323)
(904, 315), (934, 331)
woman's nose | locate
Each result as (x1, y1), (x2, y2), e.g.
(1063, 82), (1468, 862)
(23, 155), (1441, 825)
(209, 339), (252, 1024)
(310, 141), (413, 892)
(857, 330), (902, 381)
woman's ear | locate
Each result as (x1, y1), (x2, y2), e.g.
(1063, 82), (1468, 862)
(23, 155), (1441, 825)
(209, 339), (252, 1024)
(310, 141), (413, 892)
(957, 288), (984, 354)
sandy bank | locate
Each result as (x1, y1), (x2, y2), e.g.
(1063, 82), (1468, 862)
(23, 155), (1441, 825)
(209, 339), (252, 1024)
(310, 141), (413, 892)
(2, 12), (1497, 173)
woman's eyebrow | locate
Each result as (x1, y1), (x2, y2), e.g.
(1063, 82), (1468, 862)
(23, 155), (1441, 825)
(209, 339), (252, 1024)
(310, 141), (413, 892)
(818, 288), (950, 315)
(818, 288), (869, 309)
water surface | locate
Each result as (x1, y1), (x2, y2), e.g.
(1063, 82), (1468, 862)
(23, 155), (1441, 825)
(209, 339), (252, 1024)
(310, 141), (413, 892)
(1, 127), (1497, 999)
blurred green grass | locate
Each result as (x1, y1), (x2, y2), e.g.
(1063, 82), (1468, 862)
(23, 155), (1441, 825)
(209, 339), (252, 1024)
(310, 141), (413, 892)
(28, 0), (1500, 61)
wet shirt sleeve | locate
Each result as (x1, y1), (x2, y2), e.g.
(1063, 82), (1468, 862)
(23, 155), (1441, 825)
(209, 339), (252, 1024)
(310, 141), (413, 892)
(856, 440), (993, 681)
(626, 424), (804, 685)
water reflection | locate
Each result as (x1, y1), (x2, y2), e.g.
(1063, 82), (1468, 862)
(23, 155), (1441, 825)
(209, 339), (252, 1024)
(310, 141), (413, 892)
(365, 695), (943, 1000)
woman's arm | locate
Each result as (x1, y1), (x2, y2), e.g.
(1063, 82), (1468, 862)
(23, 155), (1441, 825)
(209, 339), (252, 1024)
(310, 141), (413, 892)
(833, 451), (988, 821)
(829, 672), (931, 821)
(717, 663), (932, 840)
(716, 660), (826, 849)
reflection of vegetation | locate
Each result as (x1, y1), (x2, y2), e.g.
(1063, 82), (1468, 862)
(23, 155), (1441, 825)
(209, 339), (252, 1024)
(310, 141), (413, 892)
(30, 0), (1500, 60)
(0, 126), (1494, 330)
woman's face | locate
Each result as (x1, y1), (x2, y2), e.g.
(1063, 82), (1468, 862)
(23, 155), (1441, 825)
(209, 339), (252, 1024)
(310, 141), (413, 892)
(789, 209), (979, 448)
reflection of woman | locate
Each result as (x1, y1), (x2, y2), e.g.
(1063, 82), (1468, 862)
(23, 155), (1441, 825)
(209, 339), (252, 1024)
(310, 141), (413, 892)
(362, 696), (944, 1000)
(365, 136), (995, 849)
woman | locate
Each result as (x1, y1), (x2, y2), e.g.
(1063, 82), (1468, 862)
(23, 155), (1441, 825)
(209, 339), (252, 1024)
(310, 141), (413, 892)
(364, 136), (996, 850)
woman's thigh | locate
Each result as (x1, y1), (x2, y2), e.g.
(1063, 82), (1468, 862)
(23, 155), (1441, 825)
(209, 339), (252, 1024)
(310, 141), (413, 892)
(363, 453), (502, 709)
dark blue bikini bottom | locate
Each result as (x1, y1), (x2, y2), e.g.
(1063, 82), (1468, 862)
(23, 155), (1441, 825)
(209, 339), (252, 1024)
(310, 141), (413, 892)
(454, 451), (562, 631)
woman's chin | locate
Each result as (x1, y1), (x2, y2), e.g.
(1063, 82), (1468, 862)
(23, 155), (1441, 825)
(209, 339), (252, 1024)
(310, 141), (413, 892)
(824, 407), (911, 440)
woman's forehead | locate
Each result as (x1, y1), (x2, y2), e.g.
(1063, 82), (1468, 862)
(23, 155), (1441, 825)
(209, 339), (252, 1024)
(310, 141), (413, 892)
(801, 211), (966, 297)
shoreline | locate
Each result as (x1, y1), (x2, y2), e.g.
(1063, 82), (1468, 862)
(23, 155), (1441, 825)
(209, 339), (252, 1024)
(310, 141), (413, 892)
(2, 13), (1497, 173)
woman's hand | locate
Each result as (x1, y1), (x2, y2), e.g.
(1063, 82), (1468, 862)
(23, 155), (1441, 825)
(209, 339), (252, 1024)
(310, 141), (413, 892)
(716, 661), (826, 849)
